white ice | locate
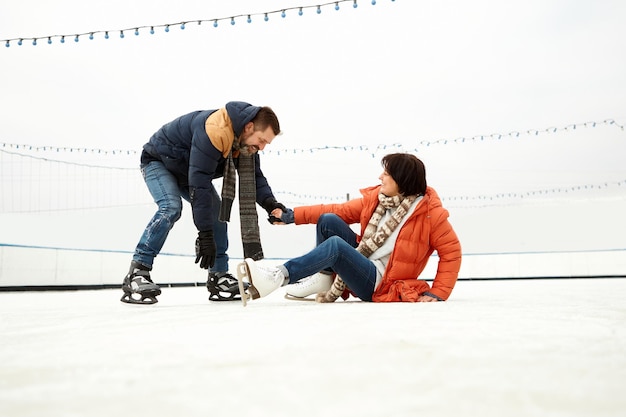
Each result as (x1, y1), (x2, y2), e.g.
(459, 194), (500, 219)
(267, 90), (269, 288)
(1, 278), (625, 417)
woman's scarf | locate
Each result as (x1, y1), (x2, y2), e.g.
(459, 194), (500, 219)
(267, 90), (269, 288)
(316, 193), (417, 303)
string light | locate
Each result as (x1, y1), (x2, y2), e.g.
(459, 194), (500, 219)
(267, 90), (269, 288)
(2, 0), (391, 48)
(1, 118), (622, 157)
(2, 141), (623, 208)
(262, 119), (625, 156)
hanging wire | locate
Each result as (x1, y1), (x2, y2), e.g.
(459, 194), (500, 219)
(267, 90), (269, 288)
(2, 0), (392, 47)
(0, 118), (623, 159)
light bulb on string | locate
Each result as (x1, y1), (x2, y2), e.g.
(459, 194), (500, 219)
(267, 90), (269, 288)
(48, 37), (52, 44)
(2, 0), (401, 50)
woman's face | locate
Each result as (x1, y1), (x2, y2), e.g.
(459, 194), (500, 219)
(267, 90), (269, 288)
(379, 169), (400, 197)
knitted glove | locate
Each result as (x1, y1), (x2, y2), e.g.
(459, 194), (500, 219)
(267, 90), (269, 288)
(269, 208), (294, 224)
(262, 197), (293, 224)
(195, 230), (216, 269)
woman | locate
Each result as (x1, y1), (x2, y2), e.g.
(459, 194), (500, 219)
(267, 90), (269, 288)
(240, 153), (462, 303)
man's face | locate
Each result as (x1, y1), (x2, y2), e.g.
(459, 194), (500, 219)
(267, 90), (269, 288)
(239, 122), (276, 155)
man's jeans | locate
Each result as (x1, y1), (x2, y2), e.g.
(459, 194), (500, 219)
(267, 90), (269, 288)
(133, 161), (229, 272)
(284, 213), (377, 301)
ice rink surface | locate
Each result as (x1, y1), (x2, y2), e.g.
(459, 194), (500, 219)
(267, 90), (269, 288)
(1, 278), (625, 417)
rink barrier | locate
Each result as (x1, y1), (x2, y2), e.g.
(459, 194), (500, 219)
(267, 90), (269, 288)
(0, 243), (625, 291)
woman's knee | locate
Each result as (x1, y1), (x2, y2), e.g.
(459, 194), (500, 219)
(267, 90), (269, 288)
(317, 213), (340, 229)
(317, 213), (345, 235)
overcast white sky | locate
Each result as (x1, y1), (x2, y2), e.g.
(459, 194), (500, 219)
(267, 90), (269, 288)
(1, 0), (625, 257)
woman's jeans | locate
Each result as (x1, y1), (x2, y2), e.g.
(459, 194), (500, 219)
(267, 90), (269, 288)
(283, 213), (377, 301)
(133, 161), (229, 272)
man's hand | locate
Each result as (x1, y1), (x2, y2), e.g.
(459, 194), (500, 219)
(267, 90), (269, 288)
(195, 230), (216, 269)
(269, 207), (294, 225)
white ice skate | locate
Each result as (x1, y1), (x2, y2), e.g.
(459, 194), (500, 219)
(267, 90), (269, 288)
(284, 272), (333, 301)
(236, 258), (285, 307)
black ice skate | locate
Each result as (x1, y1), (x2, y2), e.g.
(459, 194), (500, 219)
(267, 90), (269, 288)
(207, 271), (249, 302)
(120, 261), (161, 305)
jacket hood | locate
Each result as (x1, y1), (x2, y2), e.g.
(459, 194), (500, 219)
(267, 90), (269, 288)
(225, 101), (261, 138)
(424, 186), (443, 209)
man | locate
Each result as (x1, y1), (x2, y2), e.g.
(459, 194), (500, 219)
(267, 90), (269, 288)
(121, 101), (291, 304)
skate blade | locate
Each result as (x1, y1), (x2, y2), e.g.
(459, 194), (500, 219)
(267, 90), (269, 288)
(236, 262), (252, 307)
(284, 293), (316, 302)
(120, 293), (158, 305)
(208, 292), (243, 302)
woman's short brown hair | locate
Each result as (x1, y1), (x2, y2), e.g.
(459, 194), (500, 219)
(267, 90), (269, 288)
(381, 153), (427, 196)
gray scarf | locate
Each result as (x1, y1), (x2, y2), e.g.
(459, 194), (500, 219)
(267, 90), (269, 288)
(316, 193), (416, 303)
(218, 143), (263, 261)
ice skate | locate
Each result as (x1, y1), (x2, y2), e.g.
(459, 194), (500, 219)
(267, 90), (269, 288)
(206, 271), (249, 302)
(284, 272), (334, 301)
(236, 258), (285, 307)
(120, 261), (161, 305)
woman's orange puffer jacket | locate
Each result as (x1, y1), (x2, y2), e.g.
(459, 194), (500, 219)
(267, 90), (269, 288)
(294, 185), (462, 301)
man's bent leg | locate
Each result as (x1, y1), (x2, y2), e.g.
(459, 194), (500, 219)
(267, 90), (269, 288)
(133, 161), (184, 268)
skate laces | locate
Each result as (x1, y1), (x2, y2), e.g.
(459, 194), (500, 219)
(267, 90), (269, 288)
(258, 264), (284, 284)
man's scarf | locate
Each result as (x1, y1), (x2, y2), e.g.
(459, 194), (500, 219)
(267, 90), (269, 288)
(316, 193), (417, 303)
(218, 141), (263, 261)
